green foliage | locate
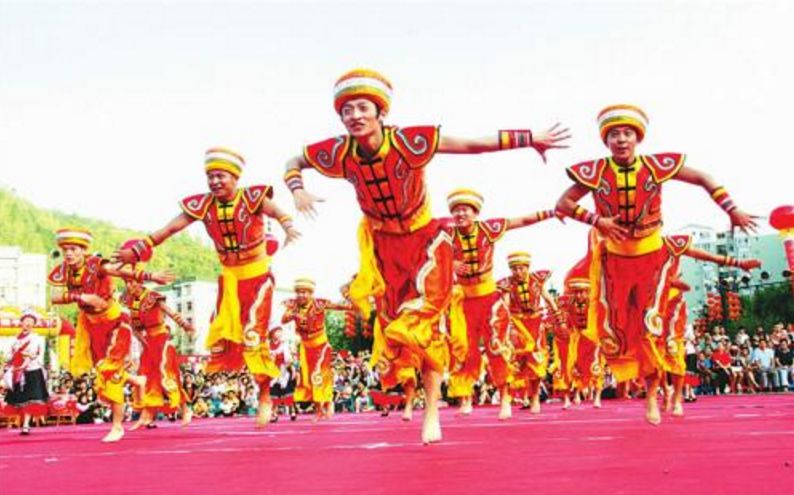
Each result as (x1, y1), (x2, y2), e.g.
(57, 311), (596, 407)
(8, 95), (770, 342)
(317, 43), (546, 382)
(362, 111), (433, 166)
(0, 187), (218, 321)
(737, 283), (794, 330)
(0, 187), (218, 280)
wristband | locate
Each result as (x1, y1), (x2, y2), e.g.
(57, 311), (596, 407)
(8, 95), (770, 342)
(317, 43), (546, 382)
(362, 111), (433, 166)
(284, 169), (305, 192)
(498, 129), (533, 150)
(572, 205), (601, 226)
(710, 186), (738, 213)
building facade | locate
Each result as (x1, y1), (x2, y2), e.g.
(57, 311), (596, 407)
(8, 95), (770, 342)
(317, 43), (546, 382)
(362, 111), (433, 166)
(676, 225), (789, 313)
(0, 246), (47, 309)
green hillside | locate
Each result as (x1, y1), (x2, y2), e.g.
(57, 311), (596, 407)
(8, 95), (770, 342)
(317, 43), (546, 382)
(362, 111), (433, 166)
(0, 187), (219, 281)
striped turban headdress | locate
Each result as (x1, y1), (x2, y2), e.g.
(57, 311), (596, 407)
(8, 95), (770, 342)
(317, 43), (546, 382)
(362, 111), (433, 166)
(333, 68), (393, 115)
(55, 227), (93, 248)
(447, 188), (484, 213)
(204, 147), (245, 178)
(597, 104), (648, 144)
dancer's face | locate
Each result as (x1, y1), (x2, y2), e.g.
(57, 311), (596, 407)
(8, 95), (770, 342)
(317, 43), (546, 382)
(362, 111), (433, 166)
(125, 278), (143, 297)
(340, 98), (384, 140)
(62, 244), (86, 267)
(206, 170), (238, 202)
(510, 264), (529, 281)
(295, 288), (313, 305)
(606, 125), (639, 164)
(452, 204), (478, 230)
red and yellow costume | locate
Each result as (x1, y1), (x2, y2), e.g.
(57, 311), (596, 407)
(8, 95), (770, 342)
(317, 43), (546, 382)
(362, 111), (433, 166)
(48, 230), (131, 405)
(281, 285), (334, 403)
(179, 183), (279, 380)
(498, 261), (552, 384)
(557, 254), (605, 392)
(445, 212), (512, 397)
(569, 148), (686, 381)
(302, 124), (453, 389)
(121, 288), (186, 412)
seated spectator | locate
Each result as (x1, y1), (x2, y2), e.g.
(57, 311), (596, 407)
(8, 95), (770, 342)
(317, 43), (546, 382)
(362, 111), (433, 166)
(751, 339), (776, 391)
(711, 342), (731, 394)
(774, 339), (792, 392)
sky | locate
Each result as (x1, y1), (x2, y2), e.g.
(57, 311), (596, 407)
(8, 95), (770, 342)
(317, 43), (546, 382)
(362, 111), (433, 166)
(1, 0), (792, 296)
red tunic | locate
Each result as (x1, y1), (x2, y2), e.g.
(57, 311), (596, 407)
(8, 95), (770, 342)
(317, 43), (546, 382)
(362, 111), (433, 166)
(47, 256), (114, 313)
(447, 218), (508, 291)
(303, 126), (440, 234)
(498, 270), (551, 317)
(282, 298), (331, 342)
(567, 153), (685, 238)
(180, 185), (273, 263)
(121, 288), (166, 336)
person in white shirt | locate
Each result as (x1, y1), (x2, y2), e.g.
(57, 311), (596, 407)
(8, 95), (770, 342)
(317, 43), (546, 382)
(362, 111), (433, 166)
(2, 310), (50, 435)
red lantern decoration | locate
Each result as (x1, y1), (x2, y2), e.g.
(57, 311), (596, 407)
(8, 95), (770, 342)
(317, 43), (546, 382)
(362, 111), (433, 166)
(769, 205), (794, 301)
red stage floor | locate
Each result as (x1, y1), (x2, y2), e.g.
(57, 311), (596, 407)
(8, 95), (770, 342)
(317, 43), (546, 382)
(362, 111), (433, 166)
(1, 394), (792, 495)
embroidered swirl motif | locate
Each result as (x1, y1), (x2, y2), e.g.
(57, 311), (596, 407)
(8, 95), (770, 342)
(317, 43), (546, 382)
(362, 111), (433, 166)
(667, 339), (679, 355)
(247, 188), (262, 204)
(393, 158), (408, 180)
(394, 128), (429, 155)
(648, 154), (677, 171)
(243, 328), (261, 347)
(316, 136), (346, 169)
(595, 178), (615, 217)
(345, 169), (359, 188)
(634, 178), (659, 224)
(577, 161), (598, 181)
(186, 197), (203, 212)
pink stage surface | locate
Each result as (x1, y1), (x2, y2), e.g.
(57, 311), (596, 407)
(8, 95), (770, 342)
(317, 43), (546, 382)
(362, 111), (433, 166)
(1, 394), (792, 495)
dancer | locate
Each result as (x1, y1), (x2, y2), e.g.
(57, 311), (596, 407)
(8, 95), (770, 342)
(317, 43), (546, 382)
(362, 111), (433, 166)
(655, 235), (760, 416)
(2, 310), (49, 435)
(284, 68), (569, 443)
(444, 188), (556, 419)
(116, 148), (300, 428)
(555, 104), (757, 425)
(121, 269), (194, 429)
(49, 227), (172, 442)
(281, 278), (351, 421)
(498, 252), (557, 414)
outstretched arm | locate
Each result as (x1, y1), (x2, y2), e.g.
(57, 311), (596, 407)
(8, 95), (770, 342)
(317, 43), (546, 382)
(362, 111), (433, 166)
(160, 301), (194, 333)
(674, 166), (759, 234)
(684, 246), (762, 272)
(101, 262), (175, 285)
(556, 183), (628, 241)
(259, 197), (301, 246)
(505, 209), (557, 231)
(114, 212), (195, 264)
(438, 124), (570, 163)
(285, 155), (325, 218)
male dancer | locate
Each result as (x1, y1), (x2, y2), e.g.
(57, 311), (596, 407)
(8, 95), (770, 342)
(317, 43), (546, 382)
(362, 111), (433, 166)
(444, 188), (556, 419)
(116, 148), (300, 427)
(49, 227), (172, 441)
(555, 104), (757, 424)
(284, 68), (569, 443)
(498, 252), (558, 414)
(281, 278), (350, 421)
(121, 267), (194, 429)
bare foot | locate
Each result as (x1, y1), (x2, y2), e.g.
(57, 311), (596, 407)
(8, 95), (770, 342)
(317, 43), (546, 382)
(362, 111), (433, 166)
(562, 396), (572, 410)
(401, 408), (413, 422)
(101, 426), (125, 443)
(645, 404), (661, 426)
(457, 398), (472, 416)
(672, 402), (684, 417)
(180, 407), (193, 427)
(498, 400), (512, 421)
(593, 396), (602, 409)
(530, 398), (541, 415)
(573, 393), (581, 406)
(255, 403), (272, 429)
(421, 410), (442, 445)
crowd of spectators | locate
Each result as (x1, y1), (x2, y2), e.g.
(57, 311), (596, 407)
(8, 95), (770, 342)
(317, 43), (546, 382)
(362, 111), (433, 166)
(692, 323), (794, 395)
(6, 322), (793, 426)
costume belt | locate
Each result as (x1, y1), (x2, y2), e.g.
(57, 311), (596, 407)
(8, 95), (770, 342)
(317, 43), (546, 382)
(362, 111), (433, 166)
(459, 277), (497, 298)
(605, 230), (663, 256)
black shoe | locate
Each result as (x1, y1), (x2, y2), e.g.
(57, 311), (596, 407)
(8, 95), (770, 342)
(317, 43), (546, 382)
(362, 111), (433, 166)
(20, 427), (30, 436)
(270, 415), (279, 423)
(290, 413), (297, 421)
(146, 423), (158, 429)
